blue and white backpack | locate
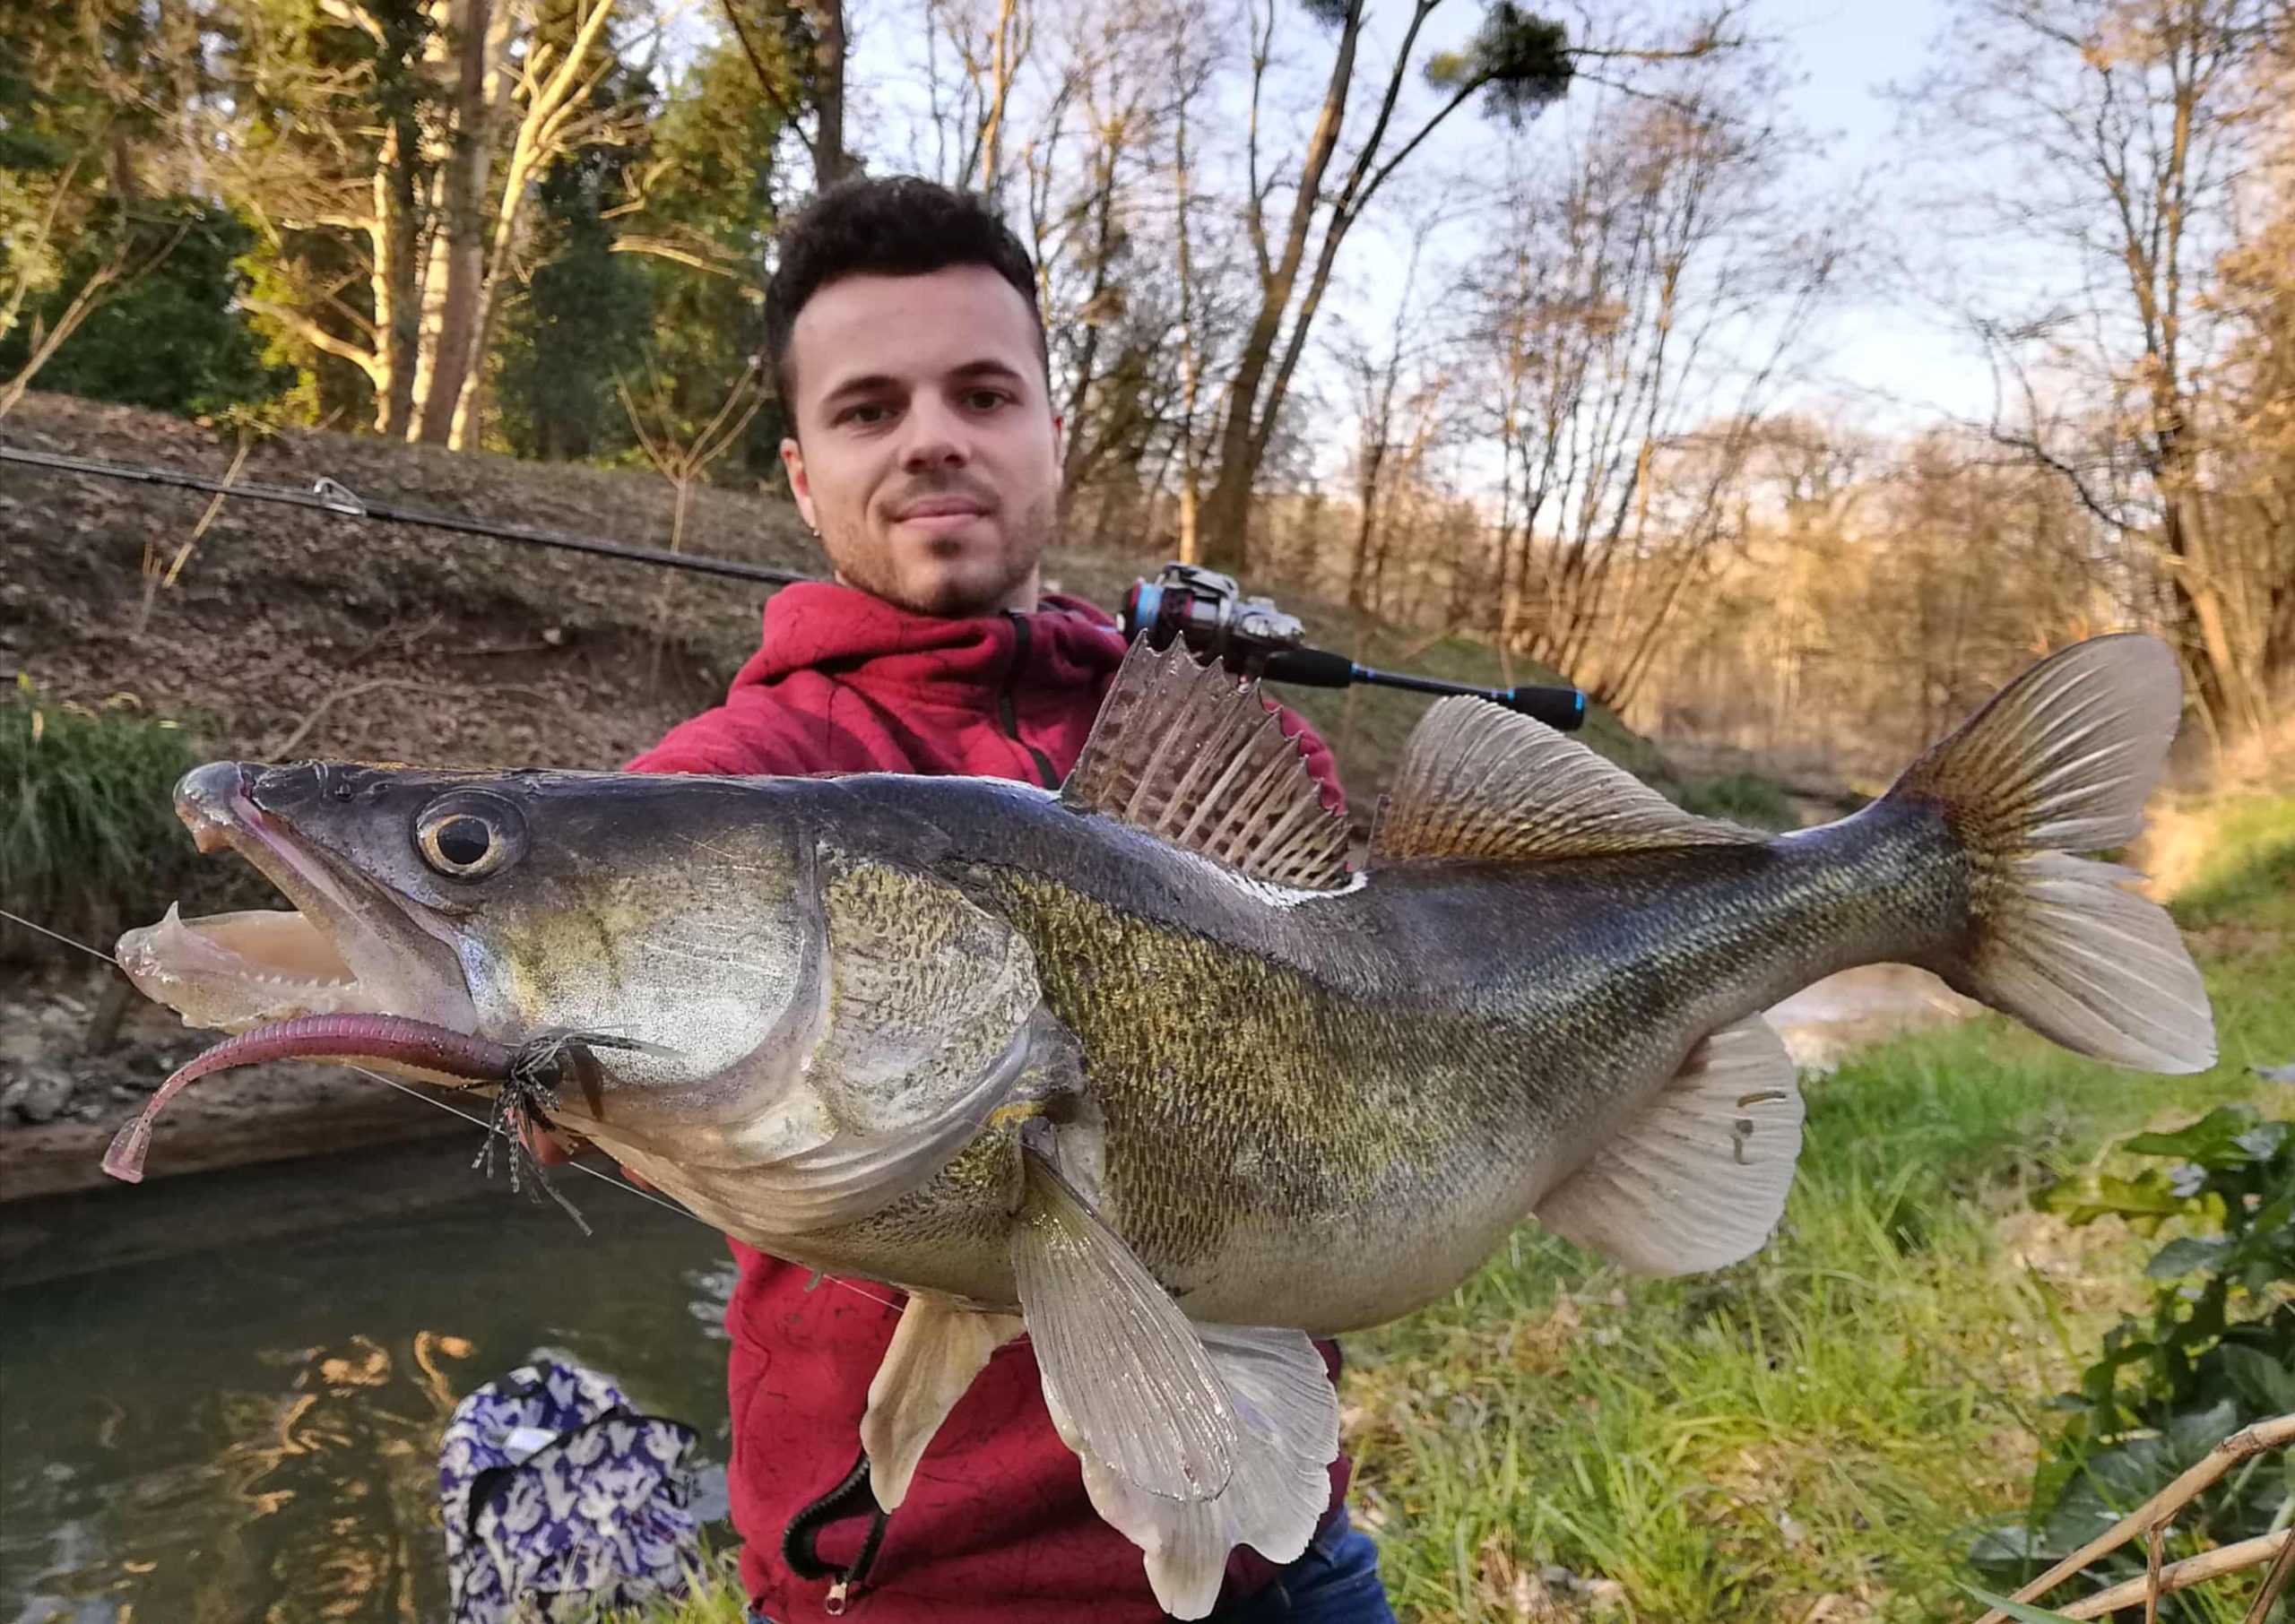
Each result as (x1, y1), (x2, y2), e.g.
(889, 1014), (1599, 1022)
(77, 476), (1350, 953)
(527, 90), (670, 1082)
(439, 1359), (702, 1622)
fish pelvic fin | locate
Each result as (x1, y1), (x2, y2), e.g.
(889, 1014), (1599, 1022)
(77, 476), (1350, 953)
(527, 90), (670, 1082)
(1886, 633), (2215, 1075)
(1009, 1123), (1240, 1505)
(862, 1297), (1025, 1511)
(1371, 695), (1765, 864)
(1059, 1325), (1341, 1620)
(1537, 1015), (1806, 1275)
(1062, 638), (1352, 891)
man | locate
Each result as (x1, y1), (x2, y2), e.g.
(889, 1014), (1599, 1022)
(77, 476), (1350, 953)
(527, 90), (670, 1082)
(552, 177), (1392, 1622)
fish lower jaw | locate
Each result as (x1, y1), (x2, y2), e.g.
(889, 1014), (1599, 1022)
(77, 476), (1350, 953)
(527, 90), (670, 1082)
(116, 904), (470, 1036)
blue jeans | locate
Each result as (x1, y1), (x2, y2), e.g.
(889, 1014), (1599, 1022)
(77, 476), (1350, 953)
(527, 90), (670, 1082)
(744, 1511), (1394, 1623)
(1213, 1510), (1396, 1623)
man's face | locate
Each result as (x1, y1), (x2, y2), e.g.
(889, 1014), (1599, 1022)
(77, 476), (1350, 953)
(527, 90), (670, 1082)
(781, 265), (1062, 618)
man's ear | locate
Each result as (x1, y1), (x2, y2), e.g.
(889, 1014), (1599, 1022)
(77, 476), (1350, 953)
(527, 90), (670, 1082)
(1050, 411), (1065, 469)
(781, 437), (817, 533)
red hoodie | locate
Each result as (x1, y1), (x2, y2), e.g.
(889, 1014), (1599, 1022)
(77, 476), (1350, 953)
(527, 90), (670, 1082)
(629, 581), (1350, 1623)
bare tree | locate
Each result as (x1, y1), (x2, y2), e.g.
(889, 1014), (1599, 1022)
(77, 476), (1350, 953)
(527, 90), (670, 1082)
(621, 355), (772, 675)
(1923, 0), (2285, 739)
(1191, 0), (1736, 571)
(1458, 48), (1836, 704)
(803, 0), (852, 187)
(922, 0), (1039, 201)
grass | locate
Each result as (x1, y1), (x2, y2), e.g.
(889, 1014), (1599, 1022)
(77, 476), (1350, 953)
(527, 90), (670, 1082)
(0, 678), (208, 955)
(622, 801), (2293, 1624)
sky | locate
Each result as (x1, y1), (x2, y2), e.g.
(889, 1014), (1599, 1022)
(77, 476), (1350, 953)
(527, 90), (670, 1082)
(835, 0), (2015, 441)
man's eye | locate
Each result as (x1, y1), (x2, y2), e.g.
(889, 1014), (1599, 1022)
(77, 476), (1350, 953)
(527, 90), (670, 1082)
(839, 402), (893, 426)
(963, 389), (1010, 412)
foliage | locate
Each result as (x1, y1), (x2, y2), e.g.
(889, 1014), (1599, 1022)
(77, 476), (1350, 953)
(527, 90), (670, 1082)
(1968, 1101), (2295, 1619)
(0, 197), (291, 417)
(1426, 2), (1574, 122)
(496, 160), (657, 462)
(0, 679), (204, 958)
(2167, 796), (2295, 931)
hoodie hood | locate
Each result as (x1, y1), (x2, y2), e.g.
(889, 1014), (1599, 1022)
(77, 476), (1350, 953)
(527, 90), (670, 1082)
(737, 581), (1129, 706)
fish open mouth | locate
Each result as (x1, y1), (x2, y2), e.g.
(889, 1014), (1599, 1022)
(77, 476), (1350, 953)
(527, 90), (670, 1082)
(107, 763), (501, 1181)
(117, 763), (479, 1037)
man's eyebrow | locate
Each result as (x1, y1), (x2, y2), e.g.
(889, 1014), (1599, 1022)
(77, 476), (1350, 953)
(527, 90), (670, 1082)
(818, 371), (900, 401)
(816, 358), (1028, 403)
(948, 358), (1026, 382)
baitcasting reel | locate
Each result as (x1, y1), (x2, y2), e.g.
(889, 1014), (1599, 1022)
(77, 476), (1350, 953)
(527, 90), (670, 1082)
(1121, 564), (1588, 731)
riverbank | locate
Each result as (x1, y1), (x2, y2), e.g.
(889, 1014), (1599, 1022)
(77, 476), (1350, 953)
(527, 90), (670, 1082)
(0, 968), (463, 1204)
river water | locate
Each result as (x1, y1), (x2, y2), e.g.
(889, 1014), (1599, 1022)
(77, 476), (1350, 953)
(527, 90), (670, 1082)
(0, 969), (1976, 1622)
(0, 1137), (738, 1623)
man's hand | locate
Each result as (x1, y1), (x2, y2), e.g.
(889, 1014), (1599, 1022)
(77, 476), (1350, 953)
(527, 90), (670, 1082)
(524, 1121), (659, 1194)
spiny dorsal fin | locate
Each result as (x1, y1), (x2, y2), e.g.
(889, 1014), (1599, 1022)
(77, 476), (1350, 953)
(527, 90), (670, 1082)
(1370, 695), (1762, 865)
(1063, 638), (1350, 891)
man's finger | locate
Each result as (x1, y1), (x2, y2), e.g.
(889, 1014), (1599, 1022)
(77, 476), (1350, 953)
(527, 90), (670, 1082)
(521, 1119), (659, 1194)
(525, 1121), (582, 1165)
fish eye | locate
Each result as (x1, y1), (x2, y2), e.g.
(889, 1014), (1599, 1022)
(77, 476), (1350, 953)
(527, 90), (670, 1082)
(413, 792), (526, 880)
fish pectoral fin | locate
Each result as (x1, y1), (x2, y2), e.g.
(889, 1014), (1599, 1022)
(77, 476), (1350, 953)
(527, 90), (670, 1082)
(862, 1297), (1025, 1510)
(1066, 1325), (1343, 1620)
(1061, 637), (1351, 891)
(1370, 695), (1765, 864)
(1009, 1126), (1240, 1506)
(1536, 1014), (1806, 1276)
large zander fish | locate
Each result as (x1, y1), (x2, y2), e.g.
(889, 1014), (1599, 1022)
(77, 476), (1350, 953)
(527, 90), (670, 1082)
(110, 633), (2214, 1616)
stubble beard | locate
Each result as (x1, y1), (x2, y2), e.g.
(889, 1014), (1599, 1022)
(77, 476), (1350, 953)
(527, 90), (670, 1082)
(824, 485), (1059, 618)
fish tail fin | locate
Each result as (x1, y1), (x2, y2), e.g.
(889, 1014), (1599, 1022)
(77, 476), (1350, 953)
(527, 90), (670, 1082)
(1884, 633), (2214, 1074)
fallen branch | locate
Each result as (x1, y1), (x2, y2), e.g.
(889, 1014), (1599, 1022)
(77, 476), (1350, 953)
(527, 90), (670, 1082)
(2246, 1533), (2295, 1624)
(1975, 1412), (2295, 1624)
(134, 437), (252, 635)
(2048, 1531), (2289, 1620)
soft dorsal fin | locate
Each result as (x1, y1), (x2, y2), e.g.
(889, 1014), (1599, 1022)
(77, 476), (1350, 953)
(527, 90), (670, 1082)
(1063, 638), (1350, 891)
(1371, 695), (1762, 864)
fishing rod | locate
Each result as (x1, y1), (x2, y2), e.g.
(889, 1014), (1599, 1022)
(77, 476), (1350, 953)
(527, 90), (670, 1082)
(3, 445), (1590, 726)
(1123, 565), (1589, 730)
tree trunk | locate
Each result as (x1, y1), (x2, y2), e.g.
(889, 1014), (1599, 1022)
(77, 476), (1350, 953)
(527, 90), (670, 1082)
(1199, 0), (1365, 572)
(411, 0), (494, 445)
(370, 115), (421, 436)
(808, 0), (850, 188)
(1172, 80), (1204, 566)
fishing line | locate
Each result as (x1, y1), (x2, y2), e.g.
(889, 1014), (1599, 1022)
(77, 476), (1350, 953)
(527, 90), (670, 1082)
(0, 905), (908, 1314)
(0, 908), (121, 963)
(0, 444), (815, 589)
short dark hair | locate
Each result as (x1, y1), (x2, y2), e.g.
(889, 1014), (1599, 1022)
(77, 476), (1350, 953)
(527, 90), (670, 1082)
(762, 176), (1047, 410)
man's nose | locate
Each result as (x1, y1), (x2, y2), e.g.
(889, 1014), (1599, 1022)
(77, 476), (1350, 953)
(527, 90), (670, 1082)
(896, 397), (970, 471)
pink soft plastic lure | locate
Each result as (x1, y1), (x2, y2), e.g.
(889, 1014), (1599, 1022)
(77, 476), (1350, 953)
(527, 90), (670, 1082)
(103, 1015), (517, 1183)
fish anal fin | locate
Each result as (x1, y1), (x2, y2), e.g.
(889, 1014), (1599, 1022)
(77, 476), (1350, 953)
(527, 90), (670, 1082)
(1064, 1324), (1342, 1620)
(862, 1297), (1024, 1511)
(1062, 638), (1350, 892)
(1536, 1015), (1806, 1276)
(1371, 696), (1763, 865)
(1010, 1123), (1239, 1504)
